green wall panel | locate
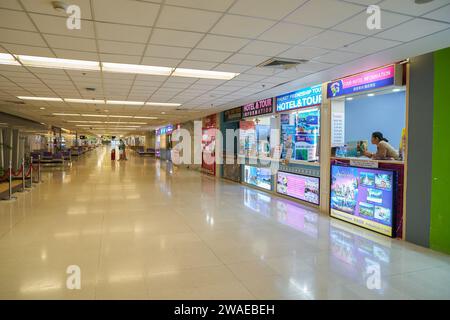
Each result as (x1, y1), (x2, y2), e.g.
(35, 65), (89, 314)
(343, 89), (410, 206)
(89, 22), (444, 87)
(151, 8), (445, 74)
(430, 47), (450, 254)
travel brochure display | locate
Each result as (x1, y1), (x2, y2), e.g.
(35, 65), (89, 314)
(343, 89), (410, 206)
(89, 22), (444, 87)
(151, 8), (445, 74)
(239, 121), (257, 157)
(281, 109), (320, 161)
(330, 164), (395, 237)
(244, 165), (272, 191)
(277, 171), (320, 205)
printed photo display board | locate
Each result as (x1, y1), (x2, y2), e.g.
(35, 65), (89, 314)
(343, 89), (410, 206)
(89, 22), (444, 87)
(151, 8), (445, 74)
(244, 165), (272, 190)
(330, 164), (395, 237)
(277, 172), (320, 205)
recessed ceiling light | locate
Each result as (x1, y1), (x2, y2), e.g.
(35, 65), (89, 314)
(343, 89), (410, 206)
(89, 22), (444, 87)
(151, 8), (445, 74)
(346, 97), (354, 101)
(17, 96), (63, 102)
(0, 53), (20, 66)
(161, 112), (166, 115)
(106, 100), (144, 106)
(17, 55), (100, 71)
(65, 98), (105, 104)
(368, 93), (375, 97)
(40, 107), (46, 110)
(393, 88), (401, 92)
(172, 68), (239, 80)
(101, 62), (173, 76)
(145, 102), (181, 107)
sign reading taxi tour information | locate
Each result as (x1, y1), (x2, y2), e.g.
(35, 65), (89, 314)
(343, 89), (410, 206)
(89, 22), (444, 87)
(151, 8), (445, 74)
(242, 98), (273, 118)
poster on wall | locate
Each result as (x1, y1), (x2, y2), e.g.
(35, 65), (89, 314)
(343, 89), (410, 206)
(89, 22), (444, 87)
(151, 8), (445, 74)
(330, 164), (395, 237)
(331, 112), (345, 147)
(239, 121), (257, 157)
(281, 109), (320, 161)
(201, 128), (216, 175)
(277, 171), (320, 205)
(244, 165), (272, 190)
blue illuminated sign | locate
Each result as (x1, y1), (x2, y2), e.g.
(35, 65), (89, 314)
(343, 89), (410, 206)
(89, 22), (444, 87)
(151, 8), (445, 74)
(276, 85), (322, 112)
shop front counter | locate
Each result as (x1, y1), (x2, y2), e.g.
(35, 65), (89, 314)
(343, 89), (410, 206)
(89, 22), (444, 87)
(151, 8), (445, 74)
(330, 157), (404, 238)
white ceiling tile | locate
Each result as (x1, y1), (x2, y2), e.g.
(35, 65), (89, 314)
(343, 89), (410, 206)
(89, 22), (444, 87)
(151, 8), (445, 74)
(30, 14), (95, 39)
(45, 34), (97, 51)
(214, 63), (252, 73)
(380, 0), (450, 16)
(145, 45), (190, 59)
(278, 46), (329, 60)
(211, 14), (275, 38)
(376, 18), (449, 42)
(285, 0), (364, 28)
(0, 0), (22, 10)
(1, 43), (53, 56)
(21, 0), (93, 19)
(98, 40), (145, 56)
(165, 0), (234, 12)
(0, 29), (46, 46)
(196, 35), (250, 52)
(258, 22), (323, 44)
(244, 67), (280, 76)
(150, 29), (203, 47)
(157, 6), (222, 32)
(240, 41), (291, 56)
(99, 53), (142, 64)
(303, 31), (364, 50)
(424, 4), (450, 23)
(343, 37), (401, 54)
(95, 22), (151, 43)
(177, 60), (218, 70)
(225, 53), (270, 66)
(234, 74), (266, 82)
(186, 49), (232, 62)
(293, 61), (334, 73)
(0, 9), (36, 31)
(54, 49), (99, 60)
(141, 56), (180, 67)
(314, 51), (363, 64)
(93, 0), (159, 26)
(333, 11), (412, 36)
(229, 0), (307, 20)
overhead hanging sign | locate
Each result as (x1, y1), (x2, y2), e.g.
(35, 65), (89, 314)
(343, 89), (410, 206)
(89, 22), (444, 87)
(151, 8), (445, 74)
(327, 65), (401, 98)
(242, 98), (273, 118)
(156, 125), (173, 136)
(276, 85), (322, 112)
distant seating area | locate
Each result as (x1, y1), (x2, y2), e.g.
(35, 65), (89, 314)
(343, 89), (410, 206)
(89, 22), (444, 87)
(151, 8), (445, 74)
(135, 146), (156, 156)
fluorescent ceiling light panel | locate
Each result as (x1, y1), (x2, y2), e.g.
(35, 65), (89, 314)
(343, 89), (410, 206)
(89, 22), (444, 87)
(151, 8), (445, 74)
(172, 68), (239, 80)
(0, 53), (20, 65)
(17, 96), (63, 102)
(53, 113), (80, 116)
(145, 102), (181, 107)
(106, 100), (144, 106)
(134, 116), (158, 120)
(67, 121), (103, 123)
(101, 62), (173, 76)
(82, 114), (108, 118)
(17, 55), (100, 71)
(65, 98), (106, 104)
(108, 115), (134, 118)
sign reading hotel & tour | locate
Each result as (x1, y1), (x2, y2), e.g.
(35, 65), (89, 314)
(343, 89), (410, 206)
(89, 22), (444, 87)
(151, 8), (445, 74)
(276, 85), (322, 112)
(242, 98), (273, 118)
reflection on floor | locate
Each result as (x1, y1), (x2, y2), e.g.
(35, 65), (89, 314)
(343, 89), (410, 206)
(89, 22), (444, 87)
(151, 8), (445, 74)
(0, 147), (449, 300)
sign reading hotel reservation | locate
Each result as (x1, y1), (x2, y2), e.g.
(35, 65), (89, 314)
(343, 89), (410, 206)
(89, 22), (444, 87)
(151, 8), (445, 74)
(327, 65), (396, 98)
(276, 85), (322, 112)
(242, 98), (273, 118)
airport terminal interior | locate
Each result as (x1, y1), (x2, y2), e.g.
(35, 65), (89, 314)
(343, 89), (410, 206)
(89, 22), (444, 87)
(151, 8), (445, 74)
(1, 0), (450, 300)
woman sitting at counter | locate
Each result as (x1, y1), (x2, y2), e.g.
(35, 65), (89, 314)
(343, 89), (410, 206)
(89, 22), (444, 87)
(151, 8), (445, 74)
(364, 132), (400, 160)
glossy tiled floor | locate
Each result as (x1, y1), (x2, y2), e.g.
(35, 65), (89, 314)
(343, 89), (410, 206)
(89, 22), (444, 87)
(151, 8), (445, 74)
(1, 147), (449, 300)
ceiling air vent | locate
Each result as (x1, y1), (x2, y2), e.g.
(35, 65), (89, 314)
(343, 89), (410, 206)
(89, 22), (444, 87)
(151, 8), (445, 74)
(257, 58), (308, 70)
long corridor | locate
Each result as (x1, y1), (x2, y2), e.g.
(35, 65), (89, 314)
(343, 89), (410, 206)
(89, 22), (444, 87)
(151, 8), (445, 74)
(0, 147), (449, 300)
